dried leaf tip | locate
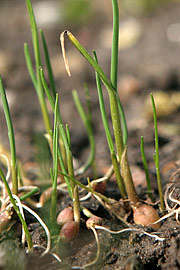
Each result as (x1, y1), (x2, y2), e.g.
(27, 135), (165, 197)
(60, 30), (71, 77)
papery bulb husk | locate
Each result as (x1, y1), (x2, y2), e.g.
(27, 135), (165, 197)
(60, 221), (79, 243)
(133, 203), (160, 230)
(57, 207), (74, 226)
(0, 210), (13, 233)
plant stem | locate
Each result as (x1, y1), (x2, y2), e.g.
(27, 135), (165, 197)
(0, 78), (18, 195)
(61, 31), (124, 160)
(151, 93), (165, 211)
(121, 146), (139, 207)
(24, 43), (37, 89)
(93, 52), (114, 153)
(0, 167), (33, 252)
(93, 51), (126, 198)
(109, 91), (124, 160)
(72, 90), (95, 176)
(40, 68), (72, 196)
(25, 0), (51, 135)
(111, 153), (126, 198)
(109, 0), (125, 161)
(111, 0), (119, 91)
(65, 125), (80, 225)
(42, 71), (80, 222)
(58, 170), (110, 203)
(20, 187), (39, 201)
(60, 30), (136, 205)
(110, 0), (128, 146)
(50, 95), (59, 224)
(38, 87), (51, 135)
(117, 97), (128, 145)
(60, 31), (114, 93)
(40, 29), (56, 100)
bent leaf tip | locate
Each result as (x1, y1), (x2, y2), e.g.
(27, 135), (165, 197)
(60, 30), (71, 77)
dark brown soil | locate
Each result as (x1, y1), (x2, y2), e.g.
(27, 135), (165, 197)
(0, 0), (180, 269)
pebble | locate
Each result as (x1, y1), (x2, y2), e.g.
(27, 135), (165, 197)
(167, 23), (180, 43)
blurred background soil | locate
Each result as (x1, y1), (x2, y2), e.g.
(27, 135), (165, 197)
(0, 0), (180, 171)
(0, 0), (180, 166)
(0, 0), (180, 269)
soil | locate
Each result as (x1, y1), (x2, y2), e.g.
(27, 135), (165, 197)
(0, 0), (180, 270)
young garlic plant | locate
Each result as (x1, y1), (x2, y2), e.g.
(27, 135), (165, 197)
(60, 0), (164, 229)
(0, 77), (62, 261)
(25, 0), (163, 233)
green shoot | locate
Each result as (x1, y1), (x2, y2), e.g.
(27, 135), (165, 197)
(40, 68), (55, 109)
(65, 124), (80, 224)
(93, 50), (126, 199)
(117, 97), (128, 145)
(60, 31), (113, 93)
(40, 67), (80, 223)
(50, 95), (59, 224)
(25, 0), (51, 135)
(20, 187), (40, 201)
(72, 90), (95, 176)
(40, 29), (56, 100)
(24, 43), (37, 89)
(58, 170), (110, 203)
(110, 0), (119, 91)
(151, 93), (165, 211)
(93, 51), (114, 154)
(109, 0), (129, 145)
(25, 0), (41, 69)
(83, 83), (97, 178)
(40, 68), (71, 196)
(140, 136), (153, 201)
(40, 69), (68, 152)
(0, 167), (33, 252)
(60, 30), (124, 162)
(121, 146), (139, 206)
(25, 0), (69, 181)
(66, 124), (71, 147)
(0, 77), (18, 195)
(110, 0), (128, 147)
